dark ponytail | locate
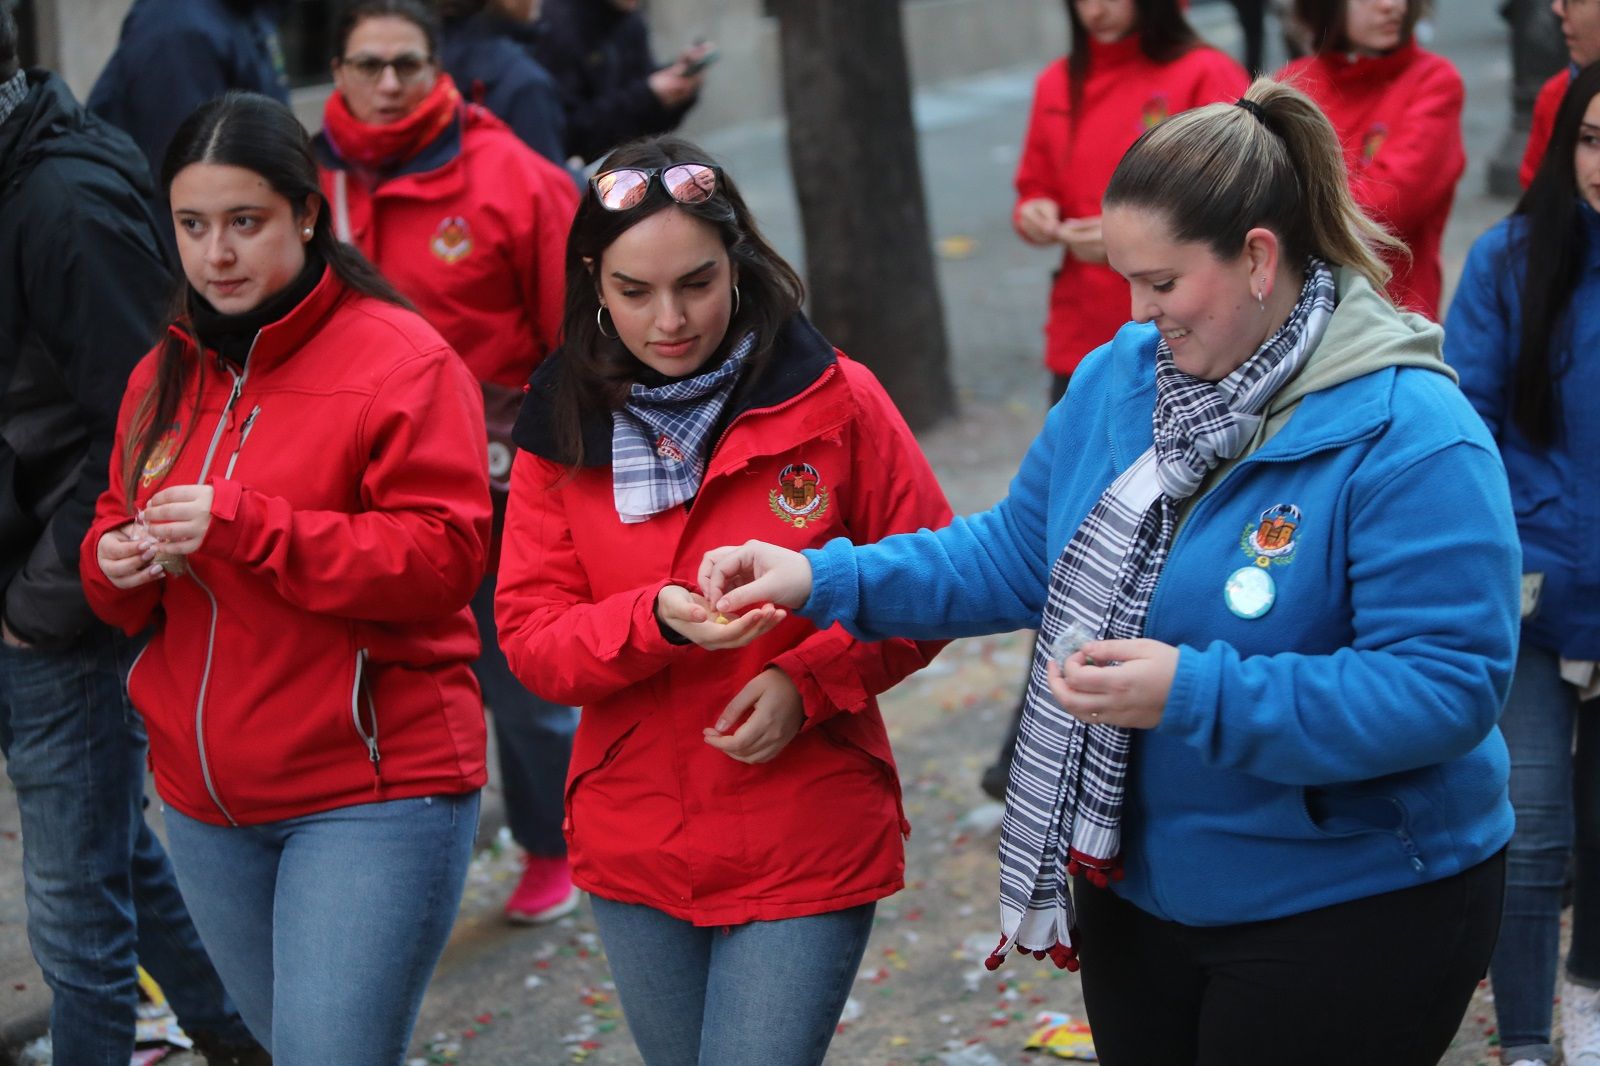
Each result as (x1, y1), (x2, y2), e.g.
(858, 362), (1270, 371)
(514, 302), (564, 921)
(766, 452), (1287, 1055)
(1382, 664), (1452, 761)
(1508, 61), (1600, 448)
(122, 92), (412, 506)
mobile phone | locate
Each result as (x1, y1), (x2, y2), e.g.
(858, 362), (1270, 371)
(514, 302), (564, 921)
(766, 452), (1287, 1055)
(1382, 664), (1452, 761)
(680, 47), (719, 76)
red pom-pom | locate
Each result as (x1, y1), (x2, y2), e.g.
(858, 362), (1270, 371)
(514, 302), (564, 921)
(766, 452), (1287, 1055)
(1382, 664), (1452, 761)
(984, 953), (1005, 971)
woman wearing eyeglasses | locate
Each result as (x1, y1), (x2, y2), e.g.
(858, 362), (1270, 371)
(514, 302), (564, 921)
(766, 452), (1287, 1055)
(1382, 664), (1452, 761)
(493, 136), (952, 1066)
(314, 0), (587, 926)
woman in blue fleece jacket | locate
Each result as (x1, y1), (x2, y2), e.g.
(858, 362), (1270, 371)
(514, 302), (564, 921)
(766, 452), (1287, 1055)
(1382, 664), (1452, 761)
(697, 78), (1519, 1066)
(1445, 63), (1600, 1066)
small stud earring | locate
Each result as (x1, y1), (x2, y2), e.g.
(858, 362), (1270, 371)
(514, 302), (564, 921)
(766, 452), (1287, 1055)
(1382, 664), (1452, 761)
(302, 227), (313, 239)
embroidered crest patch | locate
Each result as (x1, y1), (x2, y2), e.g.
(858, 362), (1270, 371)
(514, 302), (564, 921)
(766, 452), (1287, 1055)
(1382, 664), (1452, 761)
(430, 216), (473, 263)
(655, 435), (685, 464)
(140, 424), (182, 487)
(1140, 92), (1171, 129)
(1239, 503), (1302, 568)
(769, 462), (830, 528)
(1360, 123), (1388, 168)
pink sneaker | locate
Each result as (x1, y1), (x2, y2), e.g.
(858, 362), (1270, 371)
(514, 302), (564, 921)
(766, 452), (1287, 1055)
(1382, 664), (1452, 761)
(504, 854), (580, 924)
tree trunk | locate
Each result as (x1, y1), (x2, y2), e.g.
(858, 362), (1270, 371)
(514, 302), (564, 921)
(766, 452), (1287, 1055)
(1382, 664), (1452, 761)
(772, 0), (955, 430)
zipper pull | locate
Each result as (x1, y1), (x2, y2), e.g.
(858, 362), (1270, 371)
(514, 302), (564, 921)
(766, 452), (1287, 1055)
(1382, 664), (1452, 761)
(224, 405), (262, 480)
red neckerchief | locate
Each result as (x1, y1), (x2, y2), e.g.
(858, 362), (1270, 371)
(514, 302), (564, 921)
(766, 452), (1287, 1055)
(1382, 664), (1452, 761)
(321, 73), (462, 172)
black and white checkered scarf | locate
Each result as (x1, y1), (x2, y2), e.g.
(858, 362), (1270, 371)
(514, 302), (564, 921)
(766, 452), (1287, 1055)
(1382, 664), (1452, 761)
(989, 259), (1336, 971)
(612, 332), (755, 524)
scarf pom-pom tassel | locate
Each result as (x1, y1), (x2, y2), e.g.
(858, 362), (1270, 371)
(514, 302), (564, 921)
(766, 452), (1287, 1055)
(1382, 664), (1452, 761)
(983, 935), (1080, 972)
(1066, 849), (1125, 888)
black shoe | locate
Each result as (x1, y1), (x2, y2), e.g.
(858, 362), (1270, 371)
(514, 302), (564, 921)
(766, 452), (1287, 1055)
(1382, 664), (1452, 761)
(188, 1031), (272, 1066)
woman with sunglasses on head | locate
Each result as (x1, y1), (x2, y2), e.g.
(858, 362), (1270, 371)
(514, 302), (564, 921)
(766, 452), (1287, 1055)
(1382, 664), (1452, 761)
(1277, 0), (1464, 319)
(493, 135), (952, 1066)
(79, 92), (491, 1063)
(698, 79), (1520, 1065)
(315, 0), (585, 926)
(1445, 64), (1600, 1066)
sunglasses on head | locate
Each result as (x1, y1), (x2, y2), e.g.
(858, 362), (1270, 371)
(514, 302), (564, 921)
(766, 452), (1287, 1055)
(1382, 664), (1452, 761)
(590, 163), (722, 211)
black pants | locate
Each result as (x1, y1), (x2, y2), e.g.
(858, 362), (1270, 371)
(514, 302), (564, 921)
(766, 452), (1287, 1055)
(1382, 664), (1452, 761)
(1074, 850), (1506, 1066)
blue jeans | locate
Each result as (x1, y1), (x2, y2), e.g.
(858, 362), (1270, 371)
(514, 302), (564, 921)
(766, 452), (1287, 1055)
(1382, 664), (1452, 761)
(472, 574), (576, 856)
(1490, 639), (1600, 1064)
(0, 627), (253, 1065)
(589, 896), (875, 1066)
(162, 792), (479, 1063)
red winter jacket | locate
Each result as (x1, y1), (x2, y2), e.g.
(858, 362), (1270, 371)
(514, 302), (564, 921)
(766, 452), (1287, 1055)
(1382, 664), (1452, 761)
(495, 317), (952, 925)
(1014, 39), (1246, 377)
(1279, 44), (1464, 319)
(80, 269), (492, 827)
(1521, 68), (1573, 189)
(315, 105), (578, 389)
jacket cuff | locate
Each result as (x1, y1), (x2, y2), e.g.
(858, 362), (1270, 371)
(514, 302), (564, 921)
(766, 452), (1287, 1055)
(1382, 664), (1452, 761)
(767, 647), (843, 730)
(200, 478), (249, 560)
(799, 539), (858, 630)
(1156, 644), (1213, 742)
(635, 580), (696, 657)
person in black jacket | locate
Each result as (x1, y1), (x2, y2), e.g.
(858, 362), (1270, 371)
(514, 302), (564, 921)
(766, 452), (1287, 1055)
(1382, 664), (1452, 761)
(440, 0), (568, 166)
(88, 0), (289, 187)
(0, 12), (266, 1062)
(533, 0), (709, 163)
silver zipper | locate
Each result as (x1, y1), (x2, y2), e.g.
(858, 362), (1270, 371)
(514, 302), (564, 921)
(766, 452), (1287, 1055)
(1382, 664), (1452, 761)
(350, 648), (382, 775)
(223, 405), (262, 480)
(187, 566), (237, 826)
(181, 340), (257, 827)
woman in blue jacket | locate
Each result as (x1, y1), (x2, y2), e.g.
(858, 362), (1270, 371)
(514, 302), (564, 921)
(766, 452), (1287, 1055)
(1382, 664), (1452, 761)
(696, 77), (1520, 1066)
(1445, 62), (1600, 1066)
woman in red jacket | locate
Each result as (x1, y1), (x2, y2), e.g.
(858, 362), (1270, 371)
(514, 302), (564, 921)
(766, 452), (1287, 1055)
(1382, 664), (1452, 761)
(1278, 0), (1465, 318)
(82, 93), (491, 1063)
(494, 135), (952, 1066)
(315, 0), (583, 924)
(1015, 0), (1247, 402)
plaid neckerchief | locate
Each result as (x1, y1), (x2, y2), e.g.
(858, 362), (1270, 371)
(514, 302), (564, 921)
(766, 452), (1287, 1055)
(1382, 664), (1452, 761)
(0, 72), (29, 131)
(990, 260), (1337, 971)
(611, 332), (756, 524)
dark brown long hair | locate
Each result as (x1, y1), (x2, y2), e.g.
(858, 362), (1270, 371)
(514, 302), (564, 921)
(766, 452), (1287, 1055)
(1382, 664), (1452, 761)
(1292, 0), (1424, 53)
(1065, 0), (1200, 117)
(549, 135), (806, 467)
(1508, 61), (1600, 447)
(121, 92), (411, 506)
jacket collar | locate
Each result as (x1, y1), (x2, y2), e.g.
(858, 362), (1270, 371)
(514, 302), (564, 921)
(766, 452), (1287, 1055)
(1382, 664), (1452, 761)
(515, 312), (839, 467)
(1313, 39), (1420, 84)
(169, 264), (346, 374)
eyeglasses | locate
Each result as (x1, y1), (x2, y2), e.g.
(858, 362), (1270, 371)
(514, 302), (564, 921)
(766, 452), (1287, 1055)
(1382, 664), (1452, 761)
(590, 163), (722, 211)
(338, 52), (435, 84)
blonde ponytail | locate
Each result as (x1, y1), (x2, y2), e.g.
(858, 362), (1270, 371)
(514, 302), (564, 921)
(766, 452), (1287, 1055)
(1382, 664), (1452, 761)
(1104, 76), (1404, 292)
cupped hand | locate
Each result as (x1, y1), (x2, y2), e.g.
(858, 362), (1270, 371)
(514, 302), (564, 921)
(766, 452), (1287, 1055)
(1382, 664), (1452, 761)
(656, 584), (787, 650)
(1059, 216), (1106, 264)
(1045, 637), (1178, 730)
(1016, 198), (1064, 246)
(697, 540), (813, 617)
(97, 522), (166, 589)
(142, 484), (215, 557)
(703, 668), (805, 764)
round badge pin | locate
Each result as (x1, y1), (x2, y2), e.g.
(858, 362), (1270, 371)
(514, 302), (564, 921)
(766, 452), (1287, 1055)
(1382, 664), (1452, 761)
(1224, 565), (1276, 619)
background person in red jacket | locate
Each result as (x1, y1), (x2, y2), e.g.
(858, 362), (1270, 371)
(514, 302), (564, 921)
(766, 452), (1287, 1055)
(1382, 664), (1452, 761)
(1519, 0), (1600, 186)
(81, 93), (491, 1063)
(983, 0), (1245, 800)
(1278, 0), (1465, 318)
(315, 0), (583, 926)
(494, 136), (952, 1066)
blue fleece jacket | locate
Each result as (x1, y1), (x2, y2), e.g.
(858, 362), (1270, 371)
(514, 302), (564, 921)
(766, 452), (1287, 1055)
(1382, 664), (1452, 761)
(804, 274), (1519, 926)
(1445, 204), (1600, 660)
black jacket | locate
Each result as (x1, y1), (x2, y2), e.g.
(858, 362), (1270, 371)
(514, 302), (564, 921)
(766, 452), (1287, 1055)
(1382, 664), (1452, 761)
(0, 72), (173, 647)
(88, 0), (288, 184)
(532, 0), (692, 163)
(442, 11), (568, 167)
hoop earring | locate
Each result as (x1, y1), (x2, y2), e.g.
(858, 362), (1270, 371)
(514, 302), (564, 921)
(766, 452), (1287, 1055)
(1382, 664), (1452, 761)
(732, 284), (741, 317)
(596, 304), (619, 339)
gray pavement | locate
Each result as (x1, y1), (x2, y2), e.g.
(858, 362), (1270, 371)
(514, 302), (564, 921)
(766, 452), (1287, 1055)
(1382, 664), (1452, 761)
(0, 0), (1532, 1061)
